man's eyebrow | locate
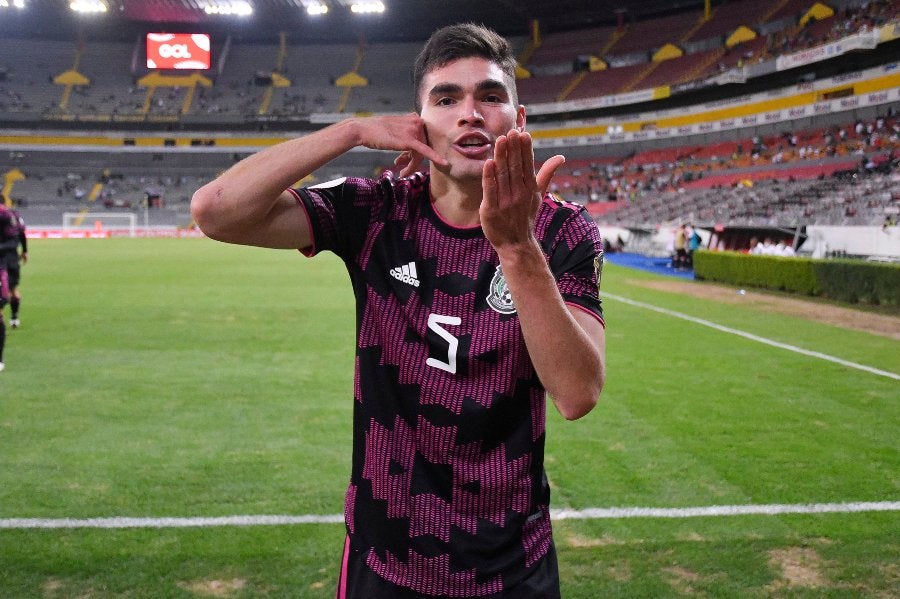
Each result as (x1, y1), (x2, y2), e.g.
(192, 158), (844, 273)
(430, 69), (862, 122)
(475, 79), (510, 94)
(427, 83), (463, 97)
(427, 79), (510, 97)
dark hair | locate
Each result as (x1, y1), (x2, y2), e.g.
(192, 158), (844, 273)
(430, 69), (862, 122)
(413, 23), (517, 112)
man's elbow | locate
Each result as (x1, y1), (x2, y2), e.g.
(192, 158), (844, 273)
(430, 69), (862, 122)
(554, 378), (603, 421)
(191, 184), (227, 241)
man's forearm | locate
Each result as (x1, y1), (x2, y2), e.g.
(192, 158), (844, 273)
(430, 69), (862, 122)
(498, 240), (605, 420)
(191, 121), (365, 248)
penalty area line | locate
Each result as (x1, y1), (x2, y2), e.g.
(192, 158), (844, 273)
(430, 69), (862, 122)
(603, 292), (900, 381)
(2, 502), (898, 529)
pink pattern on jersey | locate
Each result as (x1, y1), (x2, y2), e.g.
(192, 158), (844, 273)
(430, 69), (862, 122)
(344, 483), (357, 535)
(367, 548), (503, 598)
(363, 414), (533, 541)
(358, 288), (539, 418)
(295, 174), (603, 594)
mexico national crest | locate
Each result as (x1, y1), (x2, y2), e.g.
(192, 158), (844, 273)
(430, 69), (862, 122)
(486, 265), (516, 315)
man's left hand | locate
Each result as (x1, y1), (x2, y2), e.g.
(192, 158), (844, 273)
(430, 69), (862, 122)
(480, 129), (564, 251)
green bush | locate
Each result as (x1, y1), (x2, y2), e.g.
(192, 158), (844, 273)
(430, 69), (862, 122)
(693, 251), (900, 306)
(812, 259), (900, 306)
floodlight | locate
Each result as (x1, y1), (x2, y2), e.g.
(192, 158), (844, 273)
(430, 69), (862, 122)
(69, 0), (107, 13)
(0, 0), (27, 9)
(350, 1), (384, 14)
(202, 1), (252, 16)
(299, 0), (329, 15)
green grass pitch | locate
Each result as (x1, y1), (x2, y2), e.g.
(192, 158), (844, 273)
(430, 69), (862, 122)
(0, 238), (897, 598)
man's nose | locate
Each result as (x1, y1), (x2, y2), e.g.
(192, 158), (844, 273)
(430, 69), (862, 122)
(457, 97), (484, 125)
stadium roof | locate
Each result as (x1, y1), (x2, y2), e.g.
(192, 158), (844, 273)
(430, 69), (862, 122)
(2, 0), (709, 43)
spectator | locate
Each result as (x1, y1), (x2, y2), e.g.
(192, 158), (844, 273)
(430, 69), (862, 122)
(687, 224), (702, 267)
(674, 223), (688, 269)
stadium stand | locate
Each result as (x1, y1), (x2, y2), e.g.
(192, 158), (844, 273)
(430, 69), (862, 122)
(515, 0), (899, 105)
(525, 25), (617, 69)
(1, 0), (897, 260)
(609, 9), (702, 55)
(341, 41), (421, 114)
(599, 169), (899, 228)
(0, 1), (895, 121)
(684, 0), (774, 43)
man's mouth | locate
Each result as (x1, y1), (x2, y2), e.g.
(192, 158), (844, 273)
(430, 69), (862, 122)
(453, 132), (492, 157)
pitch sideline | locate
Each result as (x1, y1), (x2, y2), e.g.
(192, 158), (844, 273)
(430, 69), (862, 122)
(2, 501), (898, 529)
(603, 292), (900, 381)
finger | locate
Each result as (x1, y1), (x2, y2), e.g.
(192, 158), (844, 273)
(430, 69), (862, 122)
(399, 152), (424, 178)
(394, 152), (412, 176)
(519, 131), (537, 192)
(482, 158), (498, 210)
(506, 130), (526, 194)
(394, 151), (411, 167)
(407, 139), (447, 167)
(536, 154), (566, 196)
(493, 135), (512, 208)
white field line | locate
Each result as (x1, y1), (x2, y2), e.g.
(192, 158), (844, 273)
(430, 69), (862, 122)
(3, 294), (894, 532)
(552, 501), (900, 520)
(2, 502), (898, 529)
(603, 292), (900, 381)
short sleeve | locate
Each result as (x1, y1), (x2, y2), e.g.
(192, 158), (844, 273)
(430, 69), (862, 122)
(545, 203), (604, 325)
(291, 177), (378, 262)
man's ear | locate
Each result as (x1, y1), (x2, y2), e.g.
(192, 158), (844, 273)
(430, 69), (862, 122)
(516, 105), (526, 131)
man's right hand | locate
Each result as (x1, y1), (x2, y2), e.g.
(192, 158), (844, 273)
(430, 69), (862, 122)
(351, 113), (447, 177)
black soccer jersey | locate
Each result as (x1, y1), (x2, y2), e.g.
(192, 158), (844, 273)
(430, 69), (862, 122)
(291, 172), (603, 597)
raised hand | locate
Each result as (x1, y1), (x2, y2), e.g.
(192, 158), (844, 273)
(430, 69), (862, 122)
(393, 151), (417, 178)
(354, 113), (447, 176)
(480, 129), (564, 251)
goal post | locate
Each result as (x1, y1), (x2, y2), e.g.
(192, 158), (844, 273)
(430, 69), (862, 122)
(63, 212), (137, 237)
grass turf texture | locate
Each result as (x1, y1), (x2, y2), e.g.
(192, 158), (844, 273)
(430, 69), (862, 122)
(1, 238), (897, 598)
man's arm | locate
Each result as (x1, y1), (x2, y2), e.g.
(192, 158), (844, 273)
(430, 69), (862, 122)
(191, 114), (446, 249)
(17, 220), (27, 263)
(481, 131), (605, 420)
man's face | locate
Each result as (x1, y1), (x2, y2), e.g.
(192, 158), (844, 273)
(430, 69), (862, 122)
(418, 57), (525, 182)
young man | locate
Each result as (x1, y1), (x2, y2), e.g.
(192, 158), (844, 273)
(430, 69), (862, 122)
(192, 23), (606, 598)
(0, 204), (20, 371)
(1, 209), (27, 328)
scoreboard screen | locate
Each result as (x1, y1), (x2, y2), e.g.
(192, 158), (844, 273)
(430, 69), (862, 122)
(146, 33), (211, 70)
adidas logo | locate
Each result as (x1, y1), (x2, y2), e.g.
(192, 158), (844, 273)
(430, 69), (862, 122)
(390, 261), (420, 287)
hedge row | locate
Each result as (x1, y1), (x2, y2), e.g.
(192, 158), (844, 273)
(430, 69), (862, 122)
(692, 251), (900, 307)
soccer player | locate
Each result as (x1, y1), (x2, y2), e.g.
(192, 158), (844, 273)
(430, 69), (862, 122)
(192, 23), (606, 598)
(1, 208), (27, 328)
(0, 204), (20, 371)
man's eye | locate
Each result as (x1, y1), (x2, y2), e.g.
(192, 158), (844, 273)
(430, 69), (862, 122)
(436, 97), (455, 106)
(484, 95), (503, 103)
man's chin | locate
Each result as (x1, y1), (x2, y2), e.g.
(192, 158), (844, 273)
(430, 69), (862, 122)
(453, 158), (489, 178)
(433, 160), (485, 181)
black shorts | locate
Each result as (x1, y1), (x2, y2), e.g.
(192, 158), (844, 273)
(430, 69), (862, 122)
(335, 536), (561, 599)
(7, 266), (19, 290)
(0, 268), (8, 306)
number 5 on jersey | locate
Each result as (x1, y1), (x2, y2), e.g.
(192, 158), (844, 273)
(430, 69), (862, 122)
(426, 314), (461, 374)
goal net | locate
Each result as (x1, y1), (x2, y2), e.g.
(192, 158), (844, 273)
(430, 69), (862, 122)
(62, 212), (137, 237)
